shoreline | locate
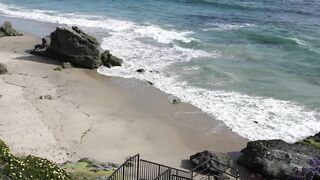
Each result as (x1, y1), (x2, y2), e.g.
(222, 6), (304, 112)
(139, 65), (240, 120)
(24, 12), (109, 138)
(0, 17), (248, 169)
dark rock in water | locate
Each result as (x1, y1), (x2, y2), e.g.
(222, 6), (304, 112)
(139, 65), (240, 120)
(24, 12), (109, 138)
(145, 80), (154, 86)
(101, 50), (123, 67)
(0, 21), (23, 37)
(136, 69), (145, 73)
(33, 26), (101, 69)
(150, 70), (160, 73)
(190, 150), (232, 176)
(0, 63), (8, 74)
(168, 95), (180, 104)
(238, 138), (320, 179)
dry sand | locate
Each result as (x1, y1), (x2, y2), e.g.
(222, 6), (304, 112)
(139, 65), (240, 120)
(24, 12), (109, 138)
(0, 34), (248, 170)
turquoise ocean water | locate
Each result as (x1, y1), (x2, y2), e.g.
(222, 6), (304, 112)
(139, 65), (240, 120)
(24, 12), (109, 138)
(0, 0), (319, 142)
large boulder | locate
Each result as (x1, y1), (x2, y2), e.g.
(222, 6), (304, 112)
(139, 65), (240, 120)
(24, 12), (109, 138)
(33, 26), (101, 69)
(238, 136), (320, 179)
(47, 26), (101, 69)
(32, 26), (123, 69)
(101, 50), (123, 67)
(0, 21), (23, 37)
(0, 63), (8, 74)
(190, 150), (232, 176)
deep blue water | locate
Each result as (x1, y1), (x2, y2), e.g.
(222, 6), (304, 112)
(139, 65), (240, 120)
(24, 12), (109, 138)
(0, 0), (319, 142)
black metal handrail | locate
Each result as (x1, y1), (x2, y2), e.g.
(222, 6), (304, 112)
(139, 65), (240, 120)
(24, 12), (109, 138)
(171, 174), (193, 180)
(107, 154), (240, 180)
(108, 154), (192, 180)
(140, 159), (191, 178)
(191, 158), (240, 180)
(153, 169), (171, 180)
(107, 154), (140, 180)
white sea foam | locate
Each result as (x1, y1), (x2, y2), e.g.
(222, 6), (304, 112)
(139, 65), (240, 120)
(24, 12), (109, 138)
(0, 2), (196, 44)
(134, 25), (197, 44)
(202, 23), (255, 31)
(1, 2), (319, 142)
(98, 64), (320, 143)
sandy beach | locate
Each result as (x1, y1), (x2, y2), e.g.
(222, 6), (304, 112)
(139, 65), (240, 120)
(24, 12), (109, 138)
(0, 23), (248, 171)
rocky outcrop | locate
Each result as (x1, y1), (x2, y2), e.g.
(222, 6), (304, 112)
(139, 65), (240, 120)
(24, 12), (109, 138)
(238, 134), (320, 179)
(301, 132), (320, 149)
(0, 63), (8, 74)
(0, 21), (23, 37)
(33, 35), (51, 56)
(60, 158), (117, 179)
(190, 150), (232, 176)
(62, 62), (73, 69)
(48, 26), (101, 69)
(32, 26), (122, 69)
(100, 50), (123, 67)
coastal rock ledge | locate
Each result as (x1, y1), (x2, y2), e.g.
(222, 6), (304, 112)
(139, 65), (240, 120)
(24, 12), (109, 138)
(33, 26), (122, 69)
(238, 133), (320, 179)
(0, 21), (23, 37)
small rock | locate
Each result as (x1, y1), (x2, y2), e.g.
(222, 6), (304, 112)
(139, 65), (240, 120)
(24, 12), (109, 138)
(39, 94), (53, 100)
(54, 66), (63, 71)
(0, 63), (8, 74)
(150, 70), (160, 73)
(101, 50), (123, 67)
(168, 95), (180, 104)
(136, 69), (145, 73)
(62, 62), (73, 69)
(145, 81), (153, 86)
(285, 153), (293, 161)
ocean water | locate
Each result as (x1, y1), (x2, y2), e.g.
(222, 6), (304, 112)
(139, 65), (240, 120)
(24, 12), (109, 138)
(0, 0), (319, 142)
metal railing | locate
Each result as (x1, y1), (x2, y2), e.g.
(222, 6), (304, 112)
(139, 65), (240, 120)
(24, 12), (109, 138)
(140, 159), (191, 179)
(191, 158), (240, 180)
(107, 154), (240, 180)
(107, 154), (140, 180)
(153, 169), (171, 180)
(108, 154), (192, 180)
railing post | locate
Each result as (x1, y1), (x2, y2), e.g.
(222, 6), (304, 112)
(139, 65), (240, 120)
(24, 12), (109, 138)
(158, 165), (161, 177)
(122, 165), (125, 180)
(136, 154), (140, 180)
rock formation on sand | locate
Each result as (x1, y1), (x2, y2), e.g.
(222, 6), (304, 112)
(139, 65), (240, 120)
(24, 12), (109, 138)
(0, 63), (8, 74)
(190, 150), (232, 177)
(33, 26), (122, 69)
(238, 133), (320, 179)
(100, 50), (123, 67)
(0, 21), (23, 37)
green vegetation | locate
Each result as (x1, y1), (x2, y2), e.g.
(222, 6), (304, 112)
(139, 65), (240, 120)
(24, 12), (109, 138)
(61, 159), (114, 180)
(0, 139), (70, 180)
(301, 139), (320, 149)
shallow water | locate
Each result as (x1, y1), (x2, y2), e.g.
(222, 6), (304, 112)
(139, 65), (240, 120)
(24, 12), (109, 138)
(0, 0), (319, 142)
